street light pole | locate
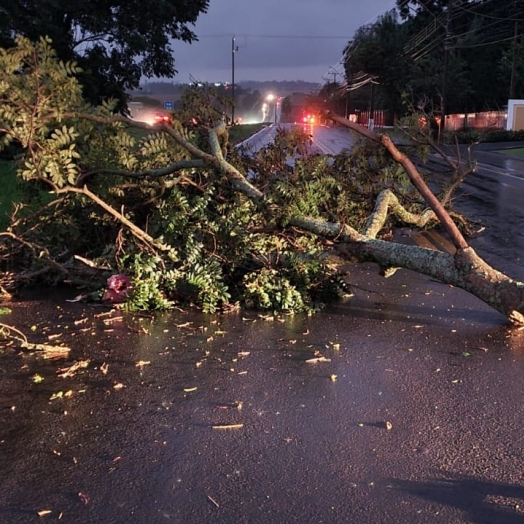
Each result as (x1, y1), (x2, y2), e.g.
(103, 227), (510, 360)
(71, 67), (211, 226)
(231, 36), (237, 124)
(266, 94), (275, 124)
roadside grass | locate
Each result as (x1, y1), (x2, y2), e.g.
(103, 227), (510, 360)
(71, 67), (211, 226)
(128, 122), (267, 145)
(0, 160), (22, 230)
(229, 123), (267, 144)
(496, 148), (524, 158)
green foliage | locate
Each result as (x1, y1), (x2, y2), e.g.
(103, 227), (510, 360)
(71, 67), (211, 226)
(445, 129), (483, 145)
(250, 127), (420, 231)
(176, 84), (231, 129)
(122, 254), (175, 311)
(243, 268), (309, 312)
(0, 161), (22, 230)
(482, 129), (524, 143)
(344, 11), (410, 117)
(0, 36), (84, 186)
(444, 129), (524, 145)
(0, 38), (429, 314)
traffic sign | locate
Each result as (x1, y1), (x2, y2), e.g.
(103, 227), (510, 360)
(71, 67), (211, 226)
(164, 100), (174, 110)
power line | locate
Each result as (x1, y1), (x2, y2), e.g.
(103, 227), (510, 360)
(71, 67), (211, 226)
(454, 33), (517, 48)
(451, 9), (524, 40)
(196, 34), (353, 40)
(403, 14), (446, 55)
(404, 2), (524, 60)
(455, 1), (524, 22)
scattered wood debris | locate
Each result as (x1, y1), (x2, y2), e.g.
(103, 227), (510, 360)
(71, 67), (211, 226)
(306, 356), (331, 363)
(207, 495), (220, 508)
(57, 360), (90, 378)
(212, 423), (244, 430)
(0, 323), (71, 359)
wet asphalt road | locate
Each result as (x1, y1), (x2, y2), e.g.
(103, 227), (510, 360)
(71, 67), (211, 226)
(430, 142), (524, 281)
(2, 143), (524, 523)
(237, 123), (356, 157)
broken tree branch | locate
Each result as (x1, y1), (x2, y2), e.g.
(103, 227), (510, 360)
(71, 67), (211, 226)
(364, 189), (436, 238)
(76, 159), (205, 186)
(52, 185), (171, 254)
(326, 111), (469, 251)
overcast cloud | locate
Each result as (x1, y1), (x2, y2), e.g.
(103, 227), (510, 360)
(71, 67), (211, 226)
(170, 0), (397, 84)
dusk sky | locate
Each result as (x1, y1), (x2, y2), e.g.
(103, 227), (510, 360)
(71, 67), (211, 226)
(170, 0), (398, 84)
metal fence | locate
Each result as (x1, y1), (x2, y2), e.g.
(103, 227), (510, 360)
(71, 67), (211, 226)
(347, 110), (506, 131)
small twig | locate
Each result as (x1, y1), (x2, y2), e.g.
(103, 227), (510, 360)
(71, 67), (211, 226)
(0, 323), (28, 344)
(207, 495), (220, 508)
(73, 255), (111, 270)
(212, 423), (244, 430)
(52, 185), (171, 254)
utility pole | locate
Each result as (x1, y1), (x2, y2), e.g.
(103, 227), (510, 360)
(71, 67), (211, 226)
(231, 36), (238, 124)
(344, 56), (352, 120)
(511, 20), (519, 99)
(439, 0), (457, 143)
(328, 69), (339, 84)
(410, 0), (455, 142)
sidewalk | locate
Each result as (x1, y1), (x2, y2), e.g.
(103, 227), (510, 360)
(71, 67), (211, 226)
(426, 141), (524, 179)
(474, 141), (524, 153)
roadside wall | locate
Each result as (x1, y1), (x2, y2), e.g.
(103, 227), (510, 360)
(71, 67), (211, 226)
(445, 111), (506, 131)
(506, 99), (524, 131)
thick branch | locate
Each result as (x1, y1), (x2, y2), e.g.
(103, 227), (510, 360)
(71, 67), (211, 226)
(287, 215), (524, 317)
(326, 111), (469, 250)
(76, 159), (205, 185)
(289, 216), (363, 243)
(364, 189), (436, 238)
(66, 112), (266, 203)
(53, 185), (171, 253)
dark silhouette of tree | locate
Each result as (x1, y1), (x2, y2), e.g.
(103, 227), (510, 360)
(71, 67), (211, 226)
(0, 0), (209, 109)
(344, 1), (524, 116)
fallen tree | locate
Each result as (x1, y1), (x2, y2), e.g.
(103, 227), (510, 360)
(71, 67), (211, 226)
(1, 37), (524, 322)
